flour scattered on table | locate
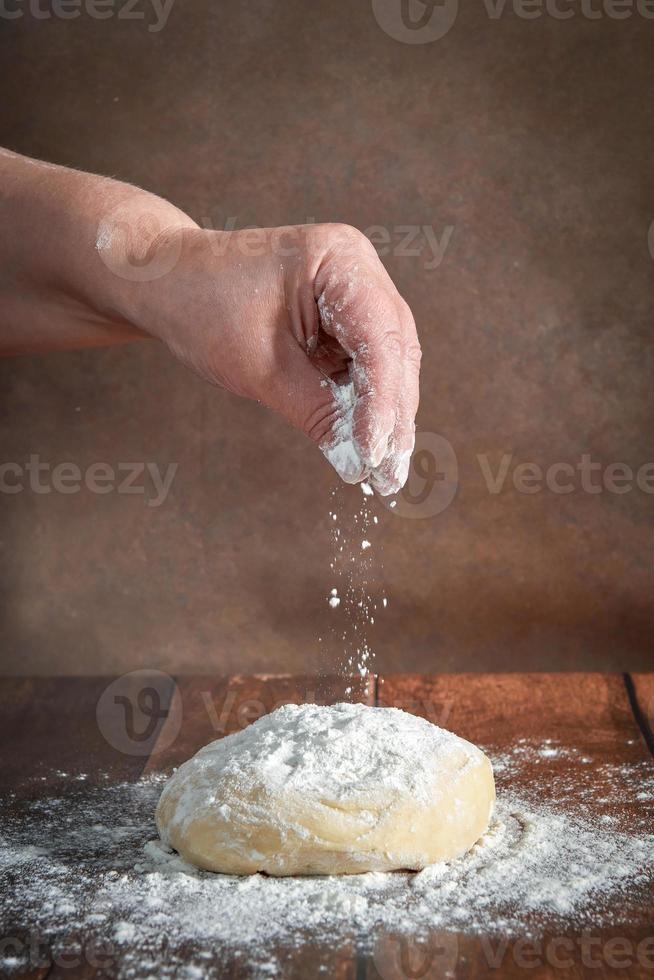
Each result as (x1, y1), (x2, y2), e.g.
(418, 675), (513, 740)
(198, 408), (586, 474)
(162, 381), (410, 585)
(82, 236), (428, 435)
(1, 743), (652, 979)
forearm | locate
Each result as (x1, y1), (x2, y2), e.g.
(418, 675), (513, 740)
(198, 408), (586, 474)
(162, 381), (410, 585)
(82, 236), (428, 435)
(0, 148), (197, 354)
(0, 149), (420, 491)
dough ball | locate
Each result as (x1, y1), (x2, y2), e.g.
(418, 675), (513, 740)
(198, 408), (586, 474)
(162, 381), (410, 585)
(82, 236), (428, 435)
(155, 702), (495, 876)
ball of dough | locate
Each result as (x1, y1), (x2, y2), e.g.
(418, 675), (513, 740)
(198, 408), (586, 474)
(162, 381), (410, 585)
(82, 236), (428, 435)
(155, 702), (495, 876)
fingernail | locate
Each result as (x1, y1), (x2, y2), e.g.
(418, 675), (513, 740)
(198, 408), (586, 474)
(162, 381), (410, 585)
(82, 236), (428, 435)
(321, 438), (369, 485)
(394, 448), (412, 489)
(361, 431), (391, 470)
(369, 447), (413, 496)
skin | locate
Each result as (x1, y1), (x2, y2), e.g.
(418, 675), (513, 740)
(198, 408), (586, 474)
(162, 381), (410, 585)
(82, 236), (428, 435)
(0, 148), (421, 494)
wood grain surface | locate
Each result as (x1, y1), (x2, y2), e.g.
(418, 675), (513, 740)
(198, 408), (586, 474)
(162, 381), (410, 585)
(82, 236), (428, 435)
(377, 673), (654, 980)
(1, 673), (652, 979)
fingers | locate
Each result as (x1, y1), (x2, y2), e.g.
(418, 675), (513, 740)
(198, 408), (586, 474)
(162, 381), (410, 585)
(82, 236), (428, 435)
(264, 224), (420, 492)
(317, 377), (372, 486)
(370, 301), (421, 495)
(261, 331), (371, 486)
(369, 382), (415, 495)
(311, 333), (350, 379)
(317, 263), (404, 471)
(316, 231), (420, 491)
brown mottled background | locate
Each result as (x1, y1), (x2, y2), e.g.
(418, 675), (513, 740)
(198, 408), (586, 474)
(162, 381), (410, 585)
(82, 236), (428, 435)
(1, 0), (653, 676)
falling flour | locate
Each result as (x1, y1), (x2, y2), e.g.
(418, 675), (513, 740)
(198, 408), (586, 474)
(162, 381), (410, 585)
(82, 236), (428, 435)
(1, 742), (652, 979)
(322, 483), (388, 685)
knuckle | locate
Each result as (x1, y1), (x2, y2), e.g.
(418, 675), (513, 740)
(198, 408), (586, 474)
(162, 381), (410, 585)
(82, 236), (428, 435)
(304, 399), (339, 445)
(330, 222), (364, 242)
(327, 223), (376, 257)
(375, 328), (404, 360)
(406, 340), (422, 369)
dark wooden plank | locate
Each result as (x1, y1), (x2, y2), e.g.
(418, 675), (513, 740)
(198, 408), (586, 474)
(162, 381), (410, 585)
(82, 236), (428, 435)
(5, 674), (653, 980)
(376, 673), (654, 980)
(376, 673), (653, 838)
(369, 925), (654, 980)
(0, 673), (179, 790)
(0, 674), (178, 979)
(34, 940), (361, 980)
(377, 672), (649, 759)
(629, 673), (654, 756)
(144, 673), (375, 773)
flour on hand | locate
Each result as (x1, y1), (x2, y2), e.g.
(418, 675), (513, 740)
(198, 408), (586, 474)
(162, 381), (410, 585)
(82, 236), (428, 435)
(317, 294), (414, 496)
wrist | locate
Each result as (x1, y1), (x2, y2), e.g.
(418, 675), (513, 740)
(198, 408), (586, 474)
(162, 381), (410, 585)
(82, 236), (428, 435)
(91, 187), (199, 337)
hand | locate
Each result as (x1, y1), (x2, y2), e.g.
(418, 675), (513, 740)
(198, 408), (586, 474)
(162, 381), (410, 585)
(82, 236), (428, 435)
(129, 223), (421, 494)
(0, 151), (420, 493)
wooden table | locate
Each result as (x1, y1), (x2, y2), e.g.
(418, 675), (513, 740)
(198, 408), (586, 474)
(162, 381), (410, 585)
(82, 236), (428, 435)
(1, 673), (653, 978)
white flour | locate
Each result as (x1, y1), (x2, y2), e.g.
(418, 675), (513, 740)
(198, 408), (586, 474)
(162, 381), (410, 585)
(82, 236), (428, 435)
(322, 483), (387, 684)
(1, 741), (652, 979)
(319, 375), (410, 497)
(317, 293), (410, 497)
(319, 379), (363, 486)
(158, 702), (484, 822)
(155, 703), (491, 876)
